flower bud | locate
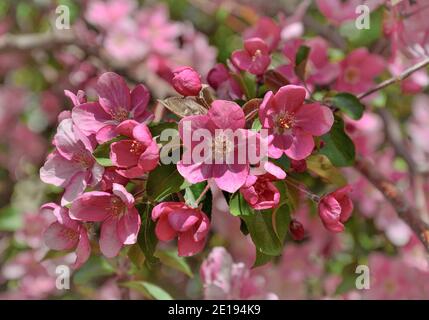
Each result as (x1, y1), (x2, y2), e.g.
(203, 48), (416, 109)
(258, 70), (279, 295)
(289, 219), (305, 241)
(172, 66), (202, 96)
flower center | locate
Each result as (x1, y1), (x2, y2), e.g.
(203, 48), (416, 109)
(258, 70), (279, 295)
(274, 111), (295, 134)
(252, 49), (262, 62)
(111, 107), (129, 122)
(212, 133), (233, 157)
(344, 67), (360, 84)
(109, 196), (125, 217)
(129, 140), (144, 155)
(62, 228), (79, 242)
(72, 152), (93, 168)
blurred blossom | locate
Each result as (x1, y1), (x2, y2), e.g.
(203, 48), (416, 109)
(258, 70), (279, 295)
(201, 247), (278, 300)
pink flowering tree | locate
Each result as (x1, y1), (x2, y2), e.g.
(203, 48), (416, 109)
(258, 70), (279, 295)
(1, 0), (429, 300)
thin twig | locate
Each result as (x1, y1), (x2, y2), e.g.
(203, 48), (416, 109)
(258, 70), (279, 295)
(357, 56), (429, 99)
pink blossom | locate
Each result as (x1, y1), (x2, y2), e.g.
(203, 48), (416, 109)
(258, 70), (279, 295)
(42, 203), (91, 269)
(85, 0), (136, 29)
(109, 120), (159, 179)
(171, 66), (202, 96)
(152, 202), (210, 257)
(200, 247), (278, 300)
(207, 63), (243, 100)
(335, 48), (385, 94)
(104, 20), (148, 62)
(279, 37), (339, 86)
(177, 100), (252, 193)
(70, 183), (140, 258)
(72, 72), (153, 143)
(231, 38), (271, 76)
(40, 119), (104, 205)
(98, 167), (129, 191)
(316, 0), (384, 26)
(259, 85), (334, 160)
(318, 186), (353, 233)
(137, 5), (181, 56)
(240, 163), (286, 210)
(243, 17), (281, 52)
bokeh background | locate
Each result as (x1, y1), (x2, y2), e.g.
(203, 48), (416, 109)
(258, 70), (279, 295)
(1, 0), (429, 299)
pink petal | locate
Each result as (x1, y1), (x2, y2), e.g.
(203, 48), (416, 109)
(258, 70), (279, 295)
(284, 130), (314, 160)
(177, 231), (206, 257)
(61, 171), (88, 206)
(73, 228), (91, 269)
(69, 191), (111, 221)
(155, 215), (177, 241)
(110, 140), (140, 168)
(209, 100), (245, 130)
(213, 163), (248, 193)
(117, 207), (141, 244)
(96, 125), (118, 144)
(152, 202), (183, 220)
(248, 54), (271, 75)
(133, 123), (153, 144)
(193, 213), (210, 242)
(112, 183), (134, 207)
(97, 72), (131, 113)
(44, 222), (79, 251)
(168, 210), (200, 232)
(99, 217), (123, 258)
(263, 161), (286, 179)
(259, 91), (274, 128)
(177, 161), (213, 184)
(273, 85), (306, 113)
(71, 102), (111, 135)
(138, 141), (159, 172)
(231, 50), (252, 71)
(116, 120), (138, 138)
(244, 37), (269, 55)
(295, 103), (334, 136)
(130, 84), (151, 120)
(40, 151), (82, 187)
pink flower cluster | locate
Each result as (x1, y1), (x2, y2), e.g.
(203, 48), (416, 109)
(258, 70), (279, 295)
(39, 72), (159, 265)
(85, 1), (216, 81)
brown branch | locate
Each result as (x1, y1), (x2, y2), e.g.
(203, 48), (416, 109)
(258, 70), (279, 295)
(353, 57), (429, 252)
(355, 157), (429, 252)
(357, 56), (429, 99)
(0, 31), (75, 52)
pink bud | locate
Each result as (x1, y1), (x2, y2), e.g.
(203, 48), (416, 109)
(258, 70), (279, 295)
(172, 66), (202, 96)
(318, 185), (353, 233)
(289, 219), (305, 241)
(291, 159), (307, 173)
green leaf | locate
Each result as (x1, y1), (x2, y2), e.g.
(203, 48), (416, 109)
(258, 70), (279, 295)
(320, 117), (355, 167)
(92, 136), (123, 159)
(306, 154), (347, 186)
(184, 182), (207, 206)
(155, 250), (193, 278)
(128, 244), (145, 268)
(137, 204), (159, 267)
(146, 164), (189, 201)
(294, 45), (310, 80)
(0, 206), (22, 231)
(73, 256), (115, 285)
(121, 281), (173, 300)
(254, 250), (275, 267)
(251, 118), (262, 131)
(339, 8), (383, 47)
(229, 193), (253, 217)
(272, 203), (291, 243)
(95, 157), (113, 167)
(330, 93), (364, 120)
(241, 210), (283, 256)
(149, 122), (178, 138)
